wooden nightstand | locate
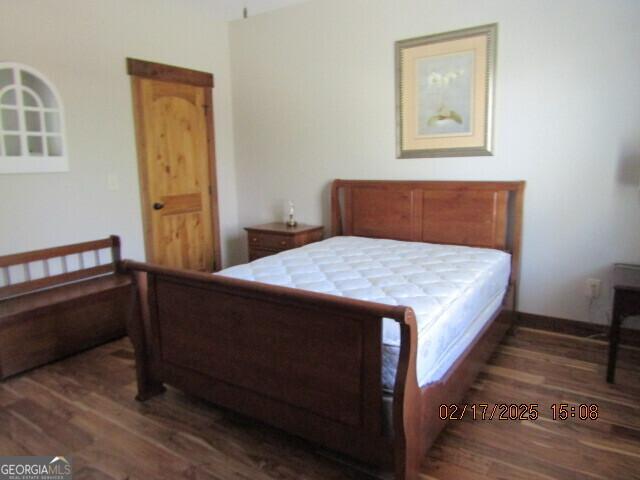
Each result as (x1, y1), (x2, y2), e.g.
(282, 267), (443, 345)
(607, 263), (640, 383)
(245, 223), (323, 261)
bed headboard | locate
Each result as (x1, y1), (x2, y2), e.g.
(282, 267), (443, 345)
(331, 180), (525, 298)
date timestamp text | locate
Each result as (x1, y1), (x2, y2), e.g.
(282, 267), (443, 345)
(438, 403), (599, 421)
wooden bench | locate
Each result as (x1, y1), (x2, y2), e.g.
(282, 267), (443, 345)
(0, 236), (130, 380)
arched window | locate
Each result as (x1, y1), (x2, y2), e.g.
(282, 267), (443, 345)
(0, 63), (68, 173)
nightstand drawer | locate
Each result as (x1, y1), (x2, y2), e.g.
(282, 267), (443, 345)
(249, 248), (278, 261)
(248, 232), (294, 250)
(245, 223), (323, 262)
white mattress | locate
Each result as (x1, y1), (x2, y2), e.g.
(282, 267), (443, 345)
(217, 236), (510, 388)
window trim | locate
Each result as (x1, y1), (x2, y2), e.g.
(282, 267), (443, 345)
(0, 62), (68, 174)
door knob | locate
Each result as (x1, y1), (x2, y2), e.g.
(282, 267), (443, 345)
(153, 202), (165, 210)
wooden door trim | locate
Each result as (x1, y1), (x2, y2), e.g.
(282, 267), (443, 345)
(128, 59), (222, 272)
(129, 77), (154, 266)
(203, 88), (222, 270)
(127, 58), (214, 88)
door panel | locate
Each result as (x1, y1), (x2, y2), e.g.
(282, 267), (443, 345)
(131, 76), (218, 271)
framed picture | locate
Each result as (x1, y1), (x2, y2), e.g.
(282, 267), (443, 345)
(396, 23), (497, 158)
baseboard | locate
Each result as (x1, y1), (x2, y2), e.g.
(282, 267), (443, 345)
(515, 311), (640, 345)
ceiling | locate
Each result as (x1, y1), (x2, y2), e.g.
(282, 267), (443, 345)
(205, 0), (312, 21)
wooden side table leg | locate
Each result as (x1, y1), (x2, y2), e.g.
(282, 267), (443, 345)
(606, 292), (622, 383)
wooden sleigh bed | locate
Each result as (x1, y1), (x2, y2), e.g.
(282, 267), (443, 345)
(123, 179), (525, 480)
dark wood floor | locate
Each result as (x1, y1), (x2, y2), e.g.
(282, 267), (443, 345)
(1, 326), (638, 479)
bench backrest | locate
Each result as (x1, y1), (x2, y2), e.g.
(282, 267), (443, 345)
(0, 235), (121, 300)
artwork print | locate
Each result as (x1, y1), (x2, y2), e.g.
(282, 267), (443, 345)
(396, 24), (496, 158)
(417, 51), (474, 137)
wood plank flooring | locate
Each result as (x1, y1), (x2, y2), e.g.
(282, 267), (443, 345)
(1, 326), (638, 479)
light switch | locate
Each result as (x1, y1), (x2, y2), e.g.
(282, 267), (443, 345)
(107, 173), (119, 191)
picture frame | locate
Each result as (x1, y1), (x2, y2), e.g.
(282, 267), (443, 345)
(395, 23), (497, 158)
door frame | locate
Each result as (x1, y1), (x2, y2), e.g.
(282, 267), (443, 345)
(127, 58), (222, 271)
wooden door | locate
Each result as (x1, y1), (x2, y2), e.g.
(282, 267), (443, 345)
(128, 59), (221, 271)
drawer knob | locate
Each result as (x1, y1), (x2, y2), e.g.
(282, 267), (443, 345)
(252, 237), (258, 242)
(280, 240), (286, 246)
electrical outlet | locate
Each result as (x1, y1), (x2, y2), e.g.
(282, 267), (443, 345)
(585, 278), (601, 299)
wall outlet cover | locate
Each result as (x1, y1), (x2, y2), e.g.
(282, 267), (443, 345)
(585, 278), (602, 299)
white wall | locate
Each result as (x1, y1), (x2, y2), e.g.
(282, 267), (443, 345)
(0, 0), (244, 266)
(196, 0), (312, 21)
(229, 0), (640, 324)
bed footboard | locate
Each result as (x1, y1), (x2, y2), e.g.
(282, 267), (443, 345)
(123, 260), (421, 480)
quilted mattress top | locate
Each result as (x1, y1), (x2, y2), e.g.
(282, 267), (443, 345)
(218, 236), (510, 343)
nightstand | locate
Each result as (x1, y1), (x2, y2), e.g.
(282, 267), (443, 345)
(607, 263), (640, 383)
(245, 223), (323, 261)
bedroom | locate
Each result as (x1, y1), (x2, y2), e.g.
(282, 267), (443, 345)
(0, 0), (639, 479)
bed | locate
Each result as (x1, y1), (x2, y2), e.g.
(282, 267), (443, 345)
(123, 179), (525, 480)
